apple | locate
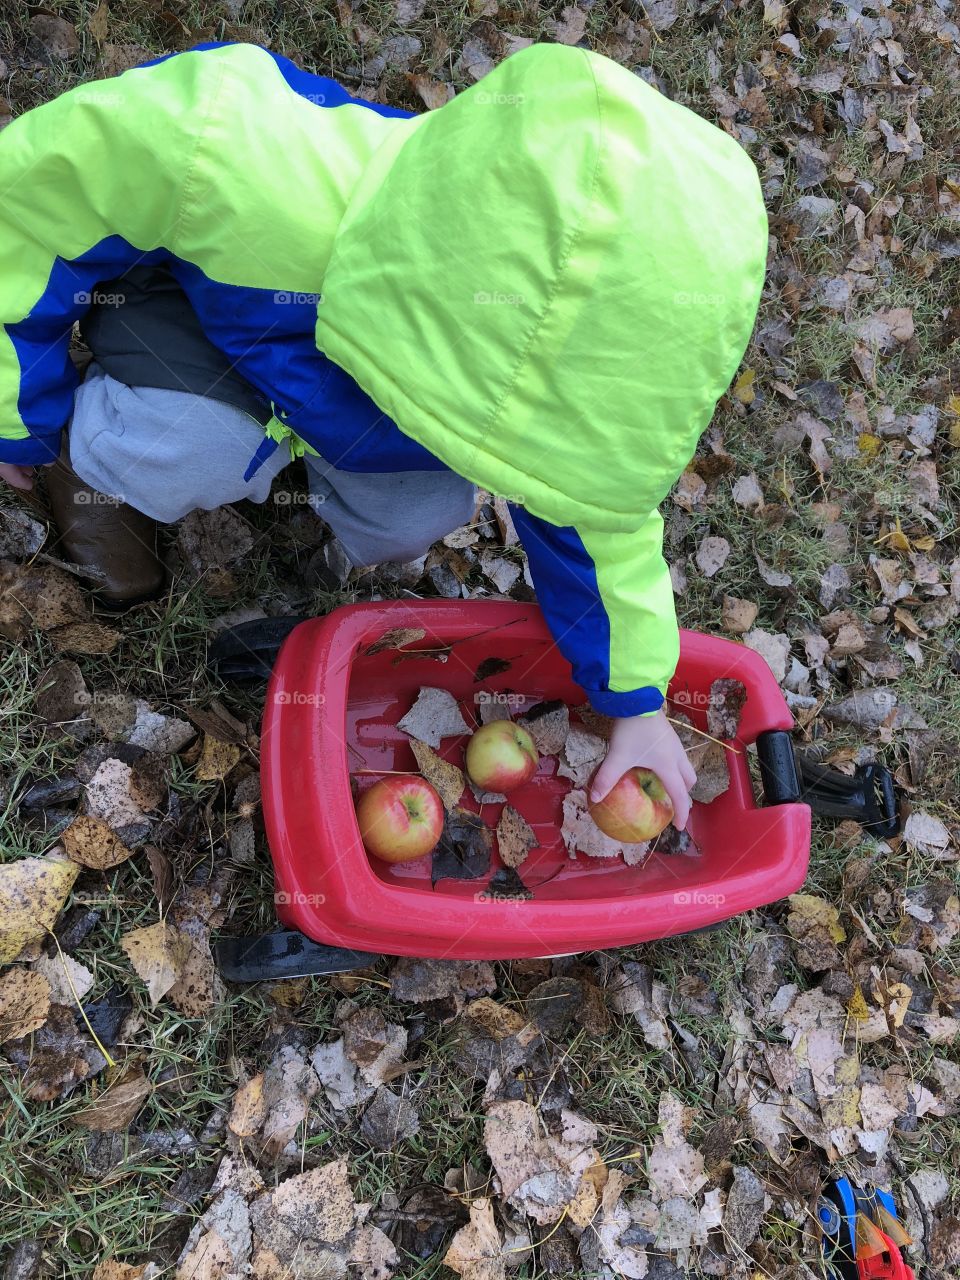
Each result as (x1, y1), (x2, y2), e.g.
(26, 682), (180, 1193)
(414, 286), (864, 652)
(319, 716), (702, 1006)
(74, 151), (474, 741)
(355, 776), (444, 863)
(588, 767), (674, 843)
(465, 720), (539, 792)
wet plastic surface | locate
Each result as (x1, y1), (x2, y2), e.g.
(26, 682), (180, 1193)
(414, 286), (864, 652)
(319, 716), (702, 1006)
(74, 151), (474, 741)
(261, 601), (811, 959)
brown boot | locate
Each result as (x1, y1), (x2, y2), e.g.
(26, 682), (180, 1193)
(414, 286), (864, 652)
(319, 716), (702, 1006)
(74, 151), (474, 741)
(44, 443), (166, 610)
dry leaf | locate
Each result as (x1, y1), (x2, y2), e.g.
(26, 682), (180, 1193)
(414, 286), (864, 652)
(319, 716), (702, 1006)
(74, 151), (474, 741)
(673, 721), (729, 804)
(34, 951), (94, 1005)
(29, 15), (79, 59)
(0, 966), (51, 1042)
(196, 734), (242, 782)
(706, 678), (747, 739)
(342, 1008), (408, 1086)
(4, 1002), (106, 1101)
(496, 805), (538, 869)
(49, 620), (120, 654)
(166, 909), (223, 1017)
(228, 1073), (268, 1138)
(554, 5), (587, 45)
(120, 921), (191, 1005)
(733, 367), (756, 404)
(786, 893), (846, 970)
(696, 535), (730, 578)
(0, 853), (79, 963)
(561, 788), (650, 864)
(88, 1), (110, 42)
(754, 552), (793, 588)
(721, 595), (759, 634)
(647, 1092), (708, 1200)
(443, 1197), (505, 1280)
(516, 700), (569, 755)
(85, 757), (147, 828)
(673, 469), (706, 511)
(607, 961), (672, 1050)
(250, 1157), (358, 1260)
(556, 727), (606, 787)
(732, 473), (764, 508)
(0, 560), (88, 640)
(311, 1038), (374, 1111)
(182, 699), (246, 746)
(398, 686), (470, 747)
(465, 997), (531, 1043)
(62, 815), (132, 870)
(410, 738), (465, 810)
(903, 812), (952, 856)
(92, 1262), (149, 1280)
(260, 1045), (320, 1158)
(484, 1100), (600, 1224)
(74, 1065), (152, 1132)
(364, 626), (427, 655)
(742, 628), (791, 683)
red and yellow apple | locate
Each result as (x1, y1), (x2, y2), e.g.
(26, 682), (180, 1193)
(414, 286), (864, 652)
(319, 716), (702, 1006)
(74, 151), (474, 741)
(465, 720), (539, 792)
(588, 767), (674, 843)
(355, 776), (444, 863)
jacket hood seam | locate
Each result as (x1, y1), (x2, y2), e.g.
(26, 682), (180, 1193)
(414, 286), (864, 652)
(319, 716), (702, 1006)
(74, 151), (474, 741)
(460, 47), (606, 485)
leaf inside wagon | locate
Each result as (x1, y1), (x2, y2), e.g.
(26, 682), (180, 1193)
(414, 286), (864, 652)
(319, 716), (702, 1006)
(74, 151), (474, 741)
(706, 678), (747, 740)
(410, 739), (464, 811)
(432, 808), (492, 885)
(517, 699), (570, 756)
(496, 805), (537, 869)
(482, 865), (533, 902)
(398, 686), (471, 748)
(364, 626), (426, 656)
(474, 656), (511, 682)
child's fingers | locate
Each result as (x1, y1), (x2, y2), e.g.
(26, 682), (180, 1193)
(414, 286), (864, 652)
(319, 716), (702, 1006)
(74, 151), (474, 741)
(678, 753), (697, 790)
(589, 754), (628, 803)
(660, 770), (691, 829)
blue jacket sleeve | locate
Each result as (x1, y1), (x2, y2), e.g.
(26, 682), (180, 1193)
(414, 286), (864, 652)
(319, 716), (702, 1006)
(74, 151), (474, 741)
(510, 504), (679, 718)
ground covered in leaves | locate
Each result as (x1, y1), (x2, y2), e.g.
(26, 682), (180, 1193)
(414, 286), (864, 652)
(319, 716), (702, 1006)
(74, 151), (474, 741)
(1, 1), (960, 1277)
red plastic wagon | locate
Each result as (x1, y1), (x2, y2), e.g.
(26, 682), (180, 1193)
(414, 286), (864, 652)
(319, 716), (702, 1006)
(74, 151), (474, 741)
(210, 600), (829, 979)
(211, 600), (901, 978)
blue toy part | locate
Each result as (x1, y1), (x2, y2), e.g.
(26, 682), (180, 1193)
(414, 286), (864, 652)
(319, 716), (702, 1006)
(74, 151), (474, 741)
(818, 1179), (913, 1280)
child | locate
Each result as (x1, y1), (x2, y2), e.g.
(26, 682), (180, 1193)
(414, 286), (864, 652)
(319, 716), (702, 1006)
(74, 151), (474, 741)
(0, 41), (768, 827)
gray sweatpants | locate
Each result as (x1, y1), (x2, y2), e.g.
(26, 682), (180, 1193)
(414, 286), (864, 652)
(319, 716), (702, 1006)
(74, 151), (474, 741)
(69, 362), (476, 567)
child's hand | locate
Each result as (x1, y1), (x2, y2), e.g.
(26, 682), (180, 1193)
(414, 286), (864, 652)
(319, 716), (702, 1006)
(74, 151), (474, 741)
(589, 709), (696, 830)
(0, 462), (37, 491)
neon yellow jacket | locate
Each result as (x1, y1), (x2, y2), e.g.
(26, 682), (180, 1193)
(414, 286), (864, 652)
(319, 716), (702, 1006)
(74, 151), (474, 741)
(0, 42), (767, 713)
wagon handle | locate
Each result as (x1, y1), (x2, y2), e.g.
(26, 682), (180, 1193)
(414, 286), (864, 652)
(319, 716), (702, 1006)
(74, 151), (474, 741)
(208, 615), (310, 683)
(756, 730), (901, 838)
(756, 729), (802, 805)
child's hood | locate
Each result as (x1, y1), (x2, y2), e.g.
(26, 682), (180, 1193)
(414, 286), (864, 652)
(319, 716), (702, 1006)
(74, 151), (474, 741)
(316, 43), (768, 534)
